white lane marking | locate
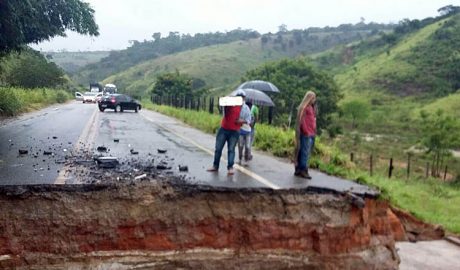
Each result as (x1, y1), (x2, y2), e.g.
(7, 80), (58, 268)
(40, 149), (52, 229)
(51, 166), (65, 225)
(140, 111), (280, 190)
(55, 108), (99, 184)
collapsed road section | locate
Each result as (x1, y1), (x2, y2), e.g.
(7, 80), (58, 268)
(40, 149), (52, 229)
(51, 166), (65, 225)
(0, 179), (442, 270)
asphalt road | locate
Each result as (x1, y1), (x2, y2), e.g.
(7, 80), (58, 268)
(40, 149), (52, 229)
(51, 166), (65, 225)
(0, 101), (96, 184)
(0, 101), (378, 197)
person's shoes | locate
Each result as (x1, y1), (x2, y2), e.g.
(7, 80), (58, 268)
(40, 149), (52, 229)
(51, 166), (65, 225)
(227, 168), (235, 175)
(294, 170), (302, 176)
(207, 166), (218, 172)
(299, 170), (312, 179)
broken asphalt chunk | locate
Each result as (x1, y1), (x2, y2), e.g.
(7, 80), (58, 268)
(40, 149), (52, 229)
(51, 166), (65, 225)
(157, 148), (167, 154)
(95, 157), (119, 168)
(156, 164), (171, 170)
(97, 146), (108, 152)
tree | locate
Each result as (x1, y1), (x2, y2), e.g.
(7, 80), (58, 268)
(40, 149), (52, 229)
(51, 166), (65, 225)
(152, 32), (162, 42)
(341, 99), (370, 128)
(419, 109), (460, 177)
(437, 5), (460, 16)
(278, 24), (288, 33)
(3, 48), (66, 88)
(242, 58), (342, 131)
(0, 0), (99, 54)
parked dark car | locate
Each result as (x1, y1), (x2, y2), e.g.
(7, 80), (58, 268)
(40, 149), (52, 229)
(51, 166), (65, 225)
(98, 94), (141, 112)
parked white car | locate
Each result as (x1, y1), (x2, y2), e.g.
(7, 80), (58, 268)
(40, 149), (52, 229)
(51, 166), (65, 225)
(82, 92), (99, 103)
(75, 92), (83, 101)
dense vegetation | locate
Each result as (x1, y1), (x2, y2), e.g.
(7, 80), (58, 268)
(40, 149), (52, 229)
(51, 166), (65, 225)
(0, 87), (71, 116)
(0, 48), (66, 88)
(0, 0), (96, 115)
(242, 58), (341, 131)
(0, 0), (98, 54)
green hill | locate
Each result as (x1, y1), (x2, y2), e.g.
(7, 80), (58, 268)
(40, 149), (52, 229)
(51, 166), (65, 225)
(299, 13), (460, 134)
(101, 39), (285, 97)
(73, 23), (392, 90)
(44, 51), (109, 74)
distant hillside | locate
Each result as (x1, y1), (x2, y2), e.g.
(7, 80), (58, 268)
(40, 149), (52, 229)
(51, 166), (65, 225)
(73, 23), (392, 87)
(44, 51), (109, 74)
(101, 39), (285, 98)
(316, 13), (460, 99)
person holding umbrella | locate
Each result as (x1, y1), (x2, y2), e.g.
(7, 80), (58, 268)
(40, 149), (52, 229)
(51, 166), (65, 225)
(207, 90), (248, 175)
(238, 98), (252, 165)
(294, 91), (316, 179)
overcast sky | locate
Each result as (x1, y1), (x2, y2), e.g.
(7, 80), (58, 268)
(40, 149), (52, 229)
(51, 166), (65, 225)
(32, 0), (456, 52)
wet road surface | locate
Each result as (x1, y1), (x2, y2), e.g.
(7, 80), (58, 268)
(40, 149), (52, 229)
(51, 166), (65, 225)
(0, 102), (96, 184)
(0, 101), (378, 196)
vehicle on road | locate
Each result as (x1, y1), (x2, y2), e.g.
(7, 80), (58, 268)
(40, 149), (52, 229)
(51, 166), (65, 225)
(103, 84), (117, 95)
(75, 92), (83, 101)
(90, 82), (102, 93)
(98, 94), (141, 112)
(82, 92), (100, 103)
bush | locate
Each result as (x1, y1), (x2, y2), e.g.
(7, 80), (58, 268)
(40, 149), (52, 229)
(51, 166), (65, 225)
(0, 87), (23, 115)
(55, 90), (67, 103)
(0, 87), (70, 116)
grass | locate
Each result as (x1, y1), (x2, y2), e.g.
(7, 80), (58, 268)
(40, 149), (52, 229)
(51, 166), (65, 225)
(142, 101), (460, 234)
(0, 87), (72, 116)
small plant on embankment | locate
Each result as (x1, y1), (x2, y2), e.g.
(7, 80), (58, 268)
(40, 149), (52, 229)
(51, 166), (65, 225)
(0, 87), (71, 116)
(143, 101), (460, 234)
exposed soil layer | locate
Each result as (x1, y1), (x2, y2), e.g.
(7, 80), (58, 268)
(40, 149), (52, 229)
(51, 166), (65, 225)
(0, 181), (407, 269)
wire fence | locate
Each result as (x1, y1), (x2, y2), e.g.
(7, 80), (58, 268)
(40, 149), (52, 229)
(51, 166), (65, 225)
(349, 151), (458, 182)
(151, 94), (275, 124)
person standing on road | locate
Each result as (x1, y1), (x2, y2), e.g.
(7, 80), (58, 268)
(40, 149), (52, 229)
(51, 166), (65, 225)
(238, 98), (252, 165)
(294, 91), (316, 179)
(248, 102), (259, 160)
(207, 90), (247, 175)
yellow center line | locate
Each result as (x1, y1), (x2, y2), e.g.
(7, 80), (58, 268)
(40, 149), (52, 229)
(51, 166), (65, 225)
(140, 111), (280, 190)
(55, 107), (99, 184)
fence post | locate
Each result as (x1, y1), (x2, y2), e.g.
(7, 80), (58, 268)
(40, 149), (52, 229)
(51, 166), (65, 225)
(407, 153), (411, 179)
(425, 162), (429, 178)
(209, 97), (214, 114)
(369, 154), (373, 176)
(444, 165), (448, 181)
(350, 152), (354, 162)
(268, 107), (273, 125)
(388, 158), (394, 178)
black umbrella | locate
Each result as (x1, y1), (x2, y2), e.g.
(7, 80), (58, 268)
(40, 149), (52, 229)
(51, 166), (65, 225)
(231, 88), (275, 107)
(237, 80), (280, 93)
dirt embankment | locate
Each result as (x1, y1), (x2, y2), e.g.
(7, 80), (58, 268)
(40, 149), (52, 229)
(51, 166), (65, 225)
(0, 182), (443, 269)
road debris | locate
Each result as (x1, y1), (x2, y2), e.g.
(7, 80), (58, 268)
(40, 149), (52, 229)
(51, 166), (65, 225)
(97, 146), (108, 152)
(113, 139), (120, 143)
(130, 149), (139, 155)
(178, 165), (188, 172)
(43, 151), (52, 155)
(134, 174), (147, 180)
(157, 149), (167, 154)
(95, 157), (119, 168)
(18, 149), (28, 155)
